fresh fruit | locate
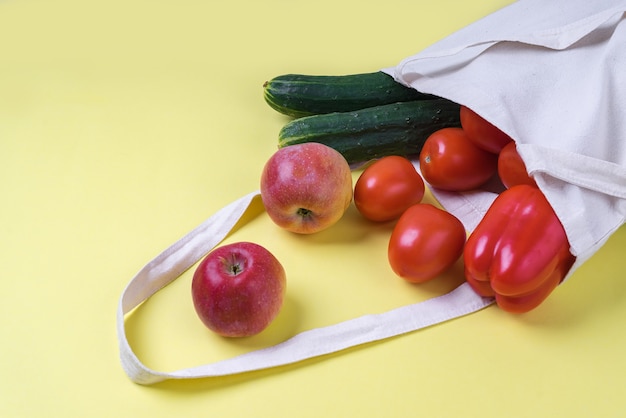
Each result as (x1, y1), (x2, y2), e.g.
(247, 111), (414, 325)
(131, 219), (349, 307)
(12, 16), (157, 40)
(191, 242), (286, 337)
(497, 141), (537, 188)
(354, 156), (425, 222)
(263, 71), (437, 118)
(278, 99), (461, 165)
(460, 105), (513, 153)
(387, 204), (466, 283)
(419, 127), (498, 191)
(260, 142), (353, 234)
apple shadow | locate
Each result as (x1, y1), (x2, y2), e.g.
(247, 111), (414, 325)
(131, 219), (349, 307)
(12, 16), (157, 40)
(292, 204), (396, 245)
(218, 292), (303, 352)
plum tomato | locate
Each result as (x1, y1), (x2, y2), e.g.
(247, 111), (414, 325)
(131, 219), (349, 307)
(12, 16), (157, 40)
(354, 156), (425, 222)
(460, 105), (513, 153)
(498, 141), (537, 189)
(419, 127), (498, 191)
(388, 203), (466, 283)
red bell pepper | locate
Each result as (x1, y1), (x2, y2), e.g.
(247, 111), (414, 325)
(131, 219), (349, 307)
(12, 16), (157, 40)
(464, 184), (576, 313)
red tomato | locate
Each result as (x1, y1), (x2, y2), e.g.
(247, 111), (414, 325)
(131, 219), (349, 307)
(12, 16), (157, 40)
(497, 141), (537, 189)
(354, 156), (425, 222)
(460, 105), (513, 153)
(419, 127), (498, 191)
(388, 204), (466, 283)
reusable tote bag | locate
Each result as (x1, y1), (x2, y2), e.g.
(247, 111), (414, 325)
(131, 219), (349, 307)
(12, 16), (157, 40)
(117, 0), (626, 384)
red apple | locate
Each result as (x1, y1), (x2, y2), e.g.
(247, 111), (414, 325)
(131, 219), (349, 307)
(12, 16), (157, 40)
(260, 143), (353, 234)
(191, 242), (286, 337)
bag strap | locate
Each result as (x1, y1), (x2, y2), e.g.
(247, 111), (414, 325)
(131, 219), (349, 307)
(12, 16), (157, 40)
(117, 191), (494, 385)
(518, 144), (626, 200)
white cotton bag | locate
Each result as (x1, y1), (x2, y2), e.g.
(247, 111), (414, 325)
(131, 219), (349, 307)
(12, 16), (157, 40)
(117, 0), (626, 384)
(383, 0), (626, 277)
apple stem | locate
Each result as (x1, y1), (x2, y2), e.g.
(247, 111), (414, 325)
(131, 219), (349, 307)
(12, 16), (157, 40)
(219, 254), (244, 276)
(229, 262), (242, 275)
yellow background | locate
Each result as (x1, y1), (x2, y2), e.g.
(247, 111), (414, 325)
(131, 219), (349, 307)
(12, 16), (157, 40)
(2, 0), (625, 416)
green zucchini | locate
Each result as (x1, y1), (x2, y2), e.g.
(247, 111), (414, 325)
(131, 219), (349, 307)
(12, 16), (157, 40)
(278, 99), (461, 165)
(263, 71), (437, 118)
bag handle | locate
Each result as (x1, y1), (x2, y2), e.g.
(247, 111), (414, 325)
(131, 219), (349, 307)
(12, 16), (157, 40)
(518, 144), (626, 200)
(117, 191), (493, 385)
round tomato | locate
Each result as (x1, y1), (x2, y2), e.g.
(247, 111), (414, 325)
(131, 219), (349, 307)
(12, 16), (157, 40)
(419, 127), (498, 191)
(460, 105), (513, 153)
(354, 156), (425, 222)
(497, 141), (537, 189)
(388, 203), (466, 283)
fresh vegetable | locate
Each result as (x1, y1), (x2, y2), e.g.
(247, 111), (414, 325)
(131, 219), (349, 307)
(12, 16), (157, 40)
(498, 141), (537, 189)
(460, 105), (513, 154)
(419, 127), (498, 191)
(278, 99), (461, 165)
(192, 242), (286, 337)
(354, 156), (425, 222)
(260, 142), (353, 234)
(264, 72), (437, 118)
(388, 204), (466, 283)
(464, 185), (575, 313)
